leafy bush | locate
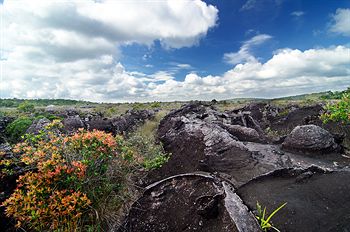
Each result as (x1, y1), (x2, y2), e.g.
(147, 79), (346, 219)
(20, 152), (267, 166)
(321, 93), (350, 124)
(17, 101), (35, 113)
(1, 122), (141, 231)
(126, 134), (169, 171)
(5, 116), (33, 143)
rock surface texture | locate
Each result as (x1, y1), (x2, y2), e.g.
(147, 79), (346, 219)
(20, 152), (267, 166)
(60, 109), (155, 134)
(122, 102), (350, 232)
(282, 124), (339, 154)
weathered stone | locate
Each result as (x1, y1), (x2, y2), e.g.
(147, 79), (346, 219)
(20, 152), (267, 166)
(282, 125), (339, 154)
(118, 173), (260, 232)
(26, 118), (51, 135)
(237, 167), (350, 232)
(220, 124), (263, 142)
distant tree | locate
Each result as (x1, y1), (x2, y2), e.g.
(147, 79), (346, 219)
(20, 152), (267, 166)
(17, 101), (35, 113)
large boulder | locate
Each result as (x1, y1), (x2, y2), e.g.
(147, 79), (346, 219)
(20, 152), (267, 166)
(62, 115), (85, 133)
(282, 125), (339, 154)
(220, 124), (263, 143)
(26, 118), (51, 135)
(118, 173), (260, 232)
(237, 167), (350, 232)
(153, 103), (290, 187)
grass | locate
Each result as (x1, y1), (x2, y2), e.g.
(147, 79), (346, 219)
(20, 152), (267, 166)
(256, 201), (287, 232)
(134, 110), (168, 139)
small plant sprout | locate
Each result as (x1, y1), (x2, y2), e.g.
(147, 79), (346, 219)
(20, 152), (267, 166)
(256, 201), (287, 232)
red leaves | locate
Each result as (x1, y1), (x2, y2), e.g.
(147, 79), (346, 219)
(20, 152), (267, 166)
(1, 125), (120, 231)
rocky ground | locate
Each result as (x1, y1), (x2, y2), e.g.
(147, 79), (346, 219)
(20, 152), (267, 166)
(119, 102), (350, 232)
(1, 102), (350, 231)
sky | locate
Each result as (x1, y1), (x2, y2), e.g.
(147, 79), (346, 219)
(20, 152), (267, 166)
(0, 0), (349, 102)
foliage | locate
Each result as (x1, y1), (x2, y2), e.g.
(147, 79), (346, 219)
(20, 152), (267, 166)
(127, 111), (170, 170)
(320, 93), (350, 124)
(5, 116), (33, 143)
(143, 154), (169, 170)
(132, 103), (145, 110)
(17, 101), (35, 113)
(0, 98), (92, 108)
(277, 108), (289, 117)
(1, 122), (141, 231)
(123, 133), (170, 171)
(256, 201), (287, 232)
(150, 102), (161, 108)
(321, 88), (350, 100)
(34, 112), (63, 121)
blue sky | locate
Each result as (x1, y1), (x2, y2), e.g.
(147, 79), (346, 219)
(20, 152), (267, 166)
(1, 0), (350, 102)
(121, 0), (350, 78)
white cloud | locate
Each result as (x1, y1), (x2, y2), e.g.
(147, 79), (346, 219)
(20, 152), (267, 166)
(1, 1), (349, 102)
(329, 8), (350, 37)
(148, 46), (350, 101)
(240, 0), (257, 11)
(176, 63), (192, 69)
(223, 34), (272, 65)
(1, 44), (349, 102)
(240, 0), (283, 11)
(0, 0), (218, 101)
(291, 11), (305, 17)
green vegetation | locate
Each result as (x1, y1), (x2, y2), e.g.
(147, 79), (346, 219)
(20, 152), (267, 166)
(321, 93), (350, 124)
(0, 122), (147, 231)
(126, 111), (170, 170)
(5, 116), (34, 143)
(256, 201), (287, 232)
(321, 88), (350, 100)
(17, 101), (35, 113)
(0, 98), (93, 108)
(1, 116), (170, 231)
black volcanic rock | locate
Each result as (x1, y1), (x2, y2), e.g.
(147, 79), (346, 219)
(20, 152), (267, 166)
(26, 118), (51, 135)
(237, 167), (350, 232)
(118, 173), (260, 232)
(282, 125), (339, 154)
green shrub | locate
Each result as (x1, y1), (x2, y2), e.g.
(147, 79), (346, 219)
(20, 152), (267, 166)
(17, 101), (35, 113)
(150, 102), (161, 108)
(5, 116), (33, 143)
(1, 124), (141, 231)
(143, 154), (169, 170)
(126, 133), (170, 171)
(321, 93), (350, 124)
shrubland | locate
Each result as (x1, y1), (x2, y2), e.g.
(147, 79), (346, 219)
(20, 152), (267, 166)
(321, 92), (350, 124)
(0, 119), (169, 231)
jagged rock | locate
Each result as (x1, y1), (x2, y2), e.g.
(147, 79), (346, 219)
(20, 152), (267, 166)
(62, 109), (155, 135)
(282, 125), (339, 154)
(269, 104), (323, 133)
(45, 105), (57, 113)
(237, 167), (350, 232)
(118, 173), (260, 232)
(153, 103), (291, 187)
(220, 124), (263, 142)
(62, 115), (85, 133)
(26, 118), (51, 135)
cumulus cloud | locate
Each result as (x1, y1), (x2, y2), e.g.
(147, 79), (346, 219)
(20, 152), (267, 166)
(0, 0), (218, 101)
(148, 46), (350, 101)
(329, 8), (350, 37)
(223, 34), (272, 65)
(1, 1), (349, 102)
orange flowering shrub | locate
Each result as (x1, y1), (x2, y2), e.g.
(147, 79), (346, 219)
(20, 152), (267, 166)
(0, 121), (130, 231)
